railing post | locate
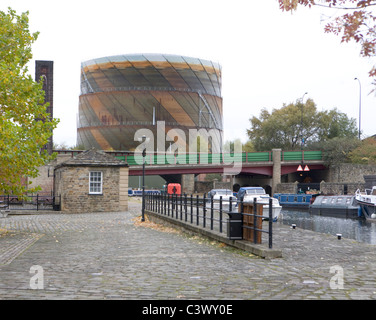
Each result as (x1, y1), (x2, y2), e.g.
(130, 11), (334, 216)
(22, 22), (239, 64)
(190, 194), (193, 224)
(269, 197), (273, 249)
(180, 194), (183, 220)
(167, 194), (170, 216)
(254, 197), (257, 244)
(219, 196), (223, 233)
(37, 194), (39, 211)
(196, 195), (199, 225)
(210, 196), (214, 230)
(240, 196), (244, 239)
(184, 194), (187, 222)
(203, 193), (206, 228)
(163, 193), (166, 215)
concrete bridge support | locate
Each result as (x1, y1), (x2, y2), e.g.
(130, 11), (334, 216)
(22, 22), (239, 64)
(272, 148), (281, 195)
(181, 174), (195, 194)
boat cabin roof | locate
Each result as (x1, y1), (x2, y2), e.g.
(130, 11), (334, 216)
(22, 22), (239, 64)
(311, 195), (357, 208)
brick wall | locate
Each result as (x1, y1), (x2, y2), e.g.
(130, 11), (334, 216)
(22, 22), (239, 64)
(55, 166), (128, 213)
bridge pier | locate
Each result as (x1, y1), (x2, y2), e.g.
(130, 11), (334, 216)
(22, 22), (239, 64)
(272, 148), (281, 195)
(181, 174), (195, 194)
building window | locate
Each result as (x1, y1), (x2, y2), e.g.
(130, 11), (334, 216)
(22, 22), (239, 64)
(89, 171), (102, 194)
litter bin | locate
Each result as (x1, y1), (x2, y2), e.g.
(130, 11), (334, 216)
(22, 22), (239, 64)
(227, 211), (243, 240)
(239, 202), (263, 244)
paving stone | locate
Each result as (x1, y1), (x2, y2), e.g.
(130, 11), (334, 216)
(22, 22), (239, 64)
(0, 200), (375, 300)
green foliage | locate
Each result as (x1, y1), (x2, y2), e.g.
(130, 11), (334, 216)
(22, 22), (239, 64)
(348, 137), (376, 164)
(310, 137), (361, 166)
(0, 8), (59, 195)
(247, 99), (358, 151)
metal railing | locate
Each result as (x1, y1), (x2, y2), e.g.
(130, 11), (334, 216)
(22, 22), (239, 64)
(54, 149), (323, 165)
(0, 194), (61, 211)
(145, 193), (274, 248)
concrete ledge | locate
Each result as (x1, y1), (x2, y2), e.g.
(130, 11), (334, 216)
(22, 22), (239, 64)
(145, 210), (282, 259)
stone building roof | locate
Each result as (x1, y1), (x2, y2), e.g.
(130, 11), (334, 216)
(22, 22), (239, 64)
(54, 148), (128, 169)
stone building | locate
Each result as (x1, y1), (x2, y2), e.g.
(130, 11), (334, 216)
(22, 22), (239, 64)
(54, 149), (129, 213)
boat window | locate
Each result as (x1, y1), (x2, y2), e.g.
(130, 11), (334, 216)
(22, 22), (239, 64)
(216, 190), (231, 195)
(302, 196), (306, 202)
(346, 198), (351, 204)
(322, 198), (328, 204)
(294, 196), (297, 202)
(245, 189), (265, 195)
(336, 197), (343, 203)
(372, 189), (376, 195)
(331, 198), (336, 204)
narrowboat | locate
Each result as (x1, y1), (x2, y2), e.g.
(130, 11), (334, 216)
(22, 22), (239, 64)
(309, 195), (362, 219)
(273, 193), (315, 209)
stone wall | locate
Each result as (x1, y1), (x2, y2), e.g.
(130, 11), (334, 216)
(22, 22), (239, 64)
(28, 154), (71, 193)
(194, 180), (232, 194)
(55, 166), (128, 213)
(319, 181), (364, 195)
(274, 182), (298, 194)
(329, 164), (376, 183)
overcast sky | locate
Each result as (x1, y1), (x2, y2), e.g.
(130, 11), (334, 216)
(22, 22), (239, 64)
(2, 0), (374, 147)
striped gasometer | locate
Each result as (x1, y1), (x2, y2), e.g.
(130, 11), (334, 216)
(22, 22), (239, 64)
(77, 53), (223, 151)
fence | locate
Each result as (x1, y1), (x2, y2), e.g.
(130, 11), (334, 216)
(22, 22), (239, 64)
(0, 194), (61, 211)
(145, 193), (274, 248)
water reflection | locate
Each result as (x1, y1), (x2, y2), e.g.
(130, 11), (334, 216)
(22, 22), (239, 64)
(278, 209), (376, 245)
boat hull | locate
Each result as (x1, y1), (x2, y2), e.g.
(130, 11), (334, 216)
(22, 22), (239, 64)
(262, 205), (282, 221)
(355, 188), (376, 222)
(357, 201), (376, 222)
(309, 195), (362, 219)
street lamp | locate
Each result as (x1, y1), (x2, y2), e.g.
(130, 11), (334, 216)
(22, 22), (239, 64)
(300, 92), (308, 150)
(354, 77), (361, 139)
(141, 135), (146, 222)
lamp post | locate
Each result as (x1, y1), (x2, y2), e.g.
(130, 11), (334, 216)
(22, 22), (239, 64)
(300, 92), (308, 150)
(141, 135), (146, 222)
(354, 77), (361, 139)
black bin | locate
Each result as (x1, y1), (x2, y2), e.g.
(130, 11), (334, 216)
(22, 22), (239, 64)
(227, 211), (243, 240)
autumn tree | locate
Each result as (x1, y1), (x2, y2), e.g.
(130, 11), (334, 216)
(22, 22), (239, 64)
(279, 0), (376, 89)
(247, 99), (358, 151)
(348, 136), (376, 164)
(0, 8), (59, 195)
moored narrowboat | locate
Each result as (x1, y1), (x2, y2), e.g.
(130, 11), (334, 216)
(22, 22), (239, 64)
(273, 193), (315, 209)
(309, 195), (362, 219)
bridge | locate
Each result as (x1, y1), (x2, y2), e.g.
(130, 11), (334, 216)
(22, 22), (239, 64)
(55, 149), (325, 177)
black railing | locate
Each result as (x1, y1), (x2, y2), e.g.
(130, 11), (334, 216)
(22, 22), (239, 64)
(0, 194), (61, 211)
(145, 193), (274, 248)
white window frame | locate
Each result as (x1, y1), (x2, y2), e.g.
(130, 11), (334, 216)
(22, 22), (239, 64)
(89, 171), (103, 194)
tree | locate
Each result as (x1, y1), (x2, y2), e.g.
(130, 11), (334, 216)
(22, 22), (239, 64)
(310, 136), (361, 166)
(348, 136), (376, 164)
(0, 8), (59, 195)
(279, 0), (376, 89)
(247, 99), (358, 151)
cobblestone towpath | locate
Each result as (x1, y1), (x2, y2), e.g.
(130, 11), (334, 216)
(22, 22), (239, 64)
(1, 199), (376, 300)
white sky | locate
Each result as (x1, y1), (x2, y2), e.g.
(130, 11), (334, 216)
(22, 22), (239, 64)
(2, 0), (375, 147)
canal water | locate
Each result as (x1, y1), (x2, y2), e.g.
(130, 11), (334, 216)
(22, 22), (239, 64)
(278, 209), (376, 245)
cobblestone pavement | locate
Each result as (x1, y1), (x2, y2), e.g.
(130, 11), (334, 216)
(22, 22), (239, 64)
(1, 199), (376, 300)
